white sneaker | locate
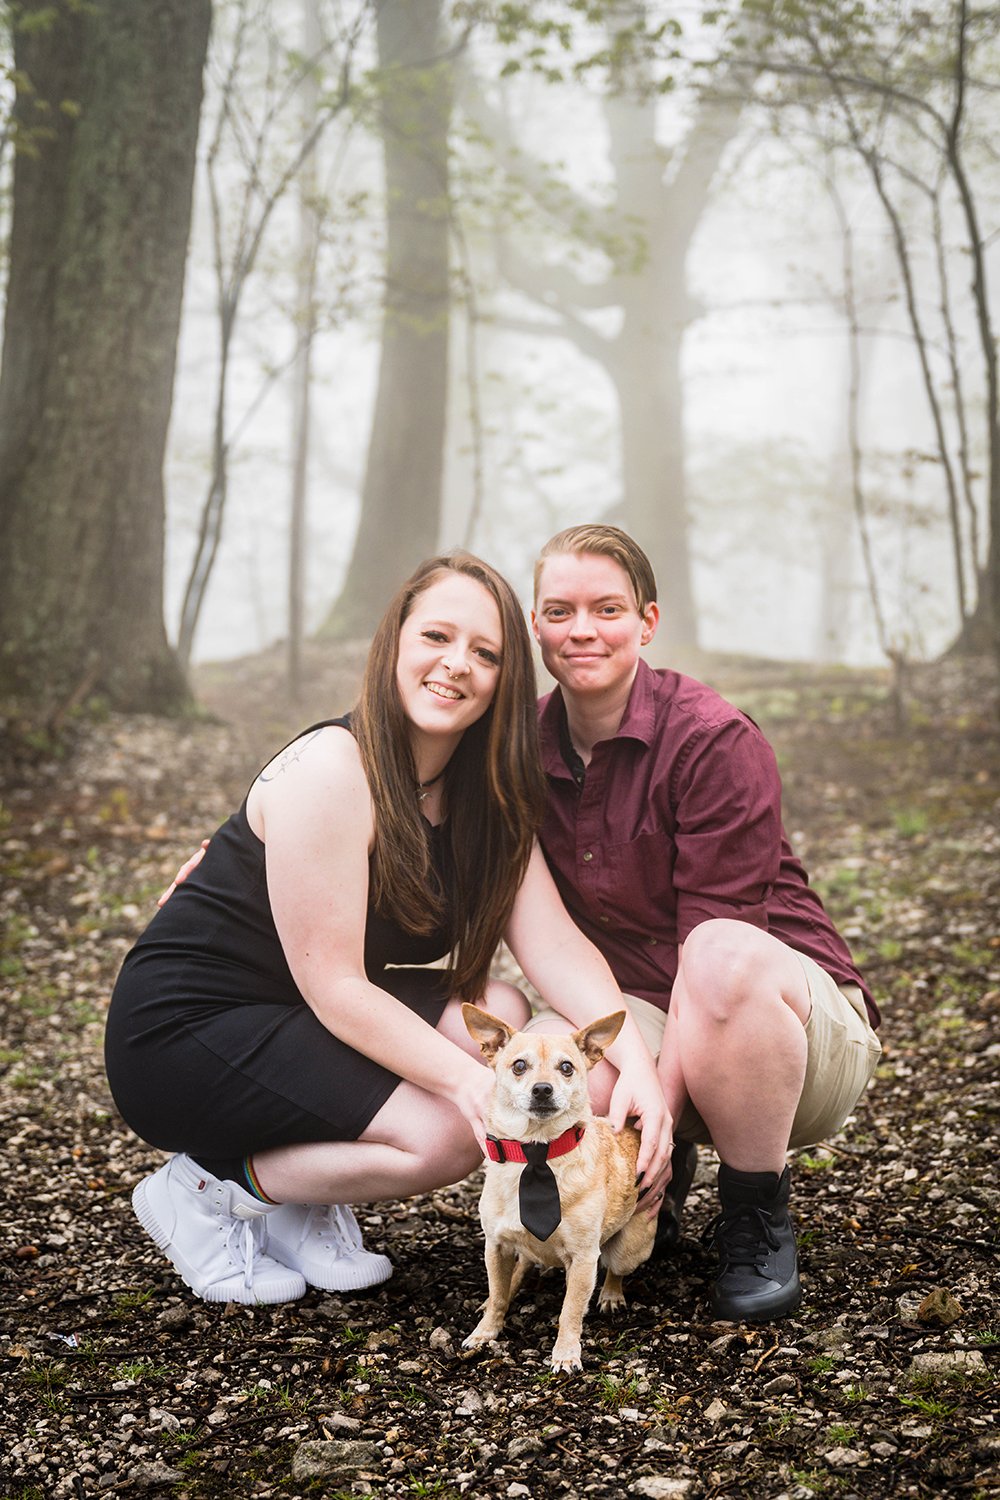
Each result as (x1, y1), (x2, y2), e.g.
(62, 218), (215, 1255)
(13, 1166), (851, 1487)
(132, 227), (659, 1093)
(132, 1154), (306, 1305)
(263, 1203), (393, 1292)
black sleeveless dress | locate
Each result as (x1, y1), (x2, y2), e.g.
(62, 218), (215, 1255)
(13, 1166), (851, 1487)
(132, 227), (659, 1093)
(104, 719), (455, 1157)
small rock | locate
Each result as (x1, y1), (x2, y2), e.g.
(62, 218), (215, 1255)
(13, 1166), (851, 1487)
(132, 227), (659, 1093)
(823, 1446), (867, 1468)
(871, 1442), (898, 1458)
(809, 1326), (851, 1352)
(127, 1461), (185, 1489)
(455, 1387), (483, 1413)
(320, 1412), (362, 1434)
(895, 1294), (924, 1325)
(906, 1349), (985, 1384)
(292, 1439), (381, 1481)
(704, 1398), (730, 1424)
(507, 1432), (545, 1460)
(762, 1373), (797, 1396)
(157, 1304), (191, 1330)
(366, 1329), (400, 1350)
(631, 1479), (693, 1499)
(147, 1407), (180, 1433)
(917, 1288), (963, 1326)
(429, 1326), (454, 1354)
(507, 1486), (532, 1498)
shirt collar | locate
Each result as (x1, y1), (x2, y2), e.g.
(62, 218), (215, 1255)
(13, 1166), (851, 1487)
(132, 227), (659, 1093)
(539, 658), (659, 776)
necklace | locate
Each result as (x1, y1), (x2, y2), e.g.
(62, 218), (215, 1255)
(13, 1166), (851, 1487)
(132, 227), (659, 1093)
(417, 767), (446, 802)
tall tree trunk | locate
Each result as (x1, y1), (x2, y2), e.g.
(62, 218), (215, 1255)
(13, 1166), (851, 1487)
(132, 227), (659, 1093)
(943, 4), (999, 659)
(288, 0), (324, 700)
(475, 22), (752, 652)
(610, 321), (694, 647)
(321, 0), (451, 640)
(601, 74), (718, 649)
(0, 0), (210, 713)
(817, 175), (889, 663)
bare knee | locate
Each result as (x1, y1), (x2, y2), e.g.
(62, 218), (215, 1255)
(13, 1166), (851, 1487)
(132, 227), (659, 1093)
(678, 919), (810, 1027)
(439, 979), (528, 1055)
(482, 978), (531, 1030)
(678, 919), (765, 1023)
(383, 1102), (483, 1194)
(407, 1137), (484, 1195)
(586, 1057), (617, 1115)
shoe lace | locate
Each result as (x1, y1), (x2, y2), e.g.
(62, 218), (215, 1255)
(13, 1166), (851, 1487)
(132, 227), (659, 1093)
(297, 1203), (363, 1255)
(702, 1204), (780, 1272)
(225, 1216), (262, 1291)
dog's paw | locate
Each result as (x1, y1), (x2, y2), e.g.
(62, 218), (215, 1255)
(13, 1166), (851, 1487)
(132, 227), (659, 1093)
(461, 1327), (500, 1353)
(550, 1341), (583, 1373)
(597, 1289), (627, 1316)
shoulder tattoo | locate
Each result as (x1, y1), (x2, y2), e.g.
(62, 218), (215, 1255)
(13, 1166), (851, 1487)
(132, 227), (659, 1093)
(257, 727), (325, 783)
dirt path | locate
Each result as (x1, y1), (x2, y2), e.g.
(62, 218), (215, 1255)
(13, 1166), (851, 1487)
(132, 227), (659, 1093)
(2, 653), (998, 1499)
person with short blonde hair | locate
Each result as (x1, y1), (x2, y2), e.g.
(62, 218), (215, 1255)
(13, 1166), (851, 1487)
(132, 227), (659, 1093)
(526, 524), (881, 1321)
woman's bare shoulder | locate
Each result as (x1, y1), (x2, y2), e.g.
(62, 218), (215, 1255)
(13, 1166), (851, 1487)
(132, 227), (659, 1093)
(248, 724), (370, 838)
(257, 723), (362, 787)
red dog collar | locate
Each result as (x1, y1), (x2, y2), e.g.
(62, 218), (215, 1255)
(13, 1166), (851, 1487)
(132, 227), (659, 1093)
(485, 1125), (585, 1164)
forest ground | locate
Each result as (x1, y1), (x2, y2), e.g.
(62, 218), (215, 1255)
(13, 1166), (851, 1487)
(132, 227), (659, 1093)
(1, 647), (998, 1500)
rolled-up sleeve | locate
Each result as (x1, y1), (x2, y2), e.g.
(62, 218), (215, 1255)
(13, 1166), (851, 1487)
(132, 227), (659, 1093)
(670, 719), (782, 941)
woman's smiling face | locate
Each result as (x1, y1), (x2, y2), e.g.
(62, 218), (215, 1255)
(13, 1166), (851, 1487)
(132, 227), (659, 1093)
(395, 572), (504, 756)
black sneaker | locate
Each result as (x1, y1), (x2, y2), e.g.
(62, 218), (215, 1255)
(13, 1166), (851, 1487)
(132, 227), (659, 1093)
(654, 1140), (699, 1252)
(705, 1163), (801, 1321)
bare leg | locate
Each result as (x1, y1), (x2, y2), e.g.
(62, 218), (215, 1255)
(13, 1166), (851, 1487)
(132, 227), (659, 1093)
(252, 978), (529, 1204)
(663, 919), (810, 1174)
(436, 978), (530, 1056)
(657, 1003), (688, 1131)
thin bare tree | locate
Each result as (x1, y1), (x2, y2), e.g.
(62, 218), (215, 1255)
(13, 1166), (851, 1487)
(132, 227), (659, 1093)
(177, 0), (371, 669)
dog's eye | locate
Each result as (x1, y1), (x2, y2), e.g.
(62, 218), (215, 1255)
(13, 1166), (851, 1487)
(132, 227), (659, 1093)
(511, 1059), (528, 1076)
(558, 1061), (575, 1077)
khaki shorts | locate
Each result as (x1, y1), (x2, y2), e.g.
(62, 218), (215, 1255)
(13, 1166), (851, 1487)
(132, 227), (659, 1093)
(525, 950), (882, 1151)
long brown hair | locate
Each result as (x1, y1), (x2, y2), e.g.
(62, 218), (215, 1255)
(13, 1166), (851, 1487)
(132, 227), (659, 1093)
(352, 552), (546, 1001)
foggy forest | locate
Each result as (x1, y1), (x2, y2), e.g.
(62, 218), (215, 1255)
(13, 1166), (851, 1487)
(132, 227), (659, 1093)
(1, 3), (998, 1499)
(2, 0), (999, 703)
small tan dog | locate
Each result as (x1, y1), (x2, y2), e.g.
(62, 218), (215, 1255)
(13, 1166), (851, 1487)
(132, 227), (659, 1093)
(461, 1005), (656, 1373)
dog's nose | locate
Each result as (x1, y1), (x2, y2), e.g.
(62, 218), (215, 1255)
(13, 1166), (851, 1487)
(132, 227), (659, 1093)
(531, 1082), (554, 1103)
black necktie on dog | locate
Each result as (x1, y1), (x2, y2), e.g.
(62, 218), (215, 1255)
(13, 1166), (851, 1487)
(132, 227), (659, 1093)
(519, 1142), (562, 1241)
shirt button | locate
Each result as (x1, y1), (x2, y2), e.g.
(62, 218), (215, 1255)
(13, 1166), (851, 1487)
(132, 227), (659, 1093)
(648, 937), (658, 946)
(582, 851), (593, 862)
(599, 915), (609, 924)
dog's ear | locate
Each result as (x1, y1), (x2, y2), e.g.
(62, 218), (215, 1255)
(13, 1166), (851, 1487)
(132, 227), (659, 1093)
(572, 1010), (626, 1068)
(462, 1003), (517, 1061)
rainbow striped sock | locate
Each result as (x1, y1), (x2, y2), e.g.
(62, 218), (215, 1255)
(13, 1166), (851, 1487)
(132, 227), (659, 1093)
(241, 1155), (279, 1204)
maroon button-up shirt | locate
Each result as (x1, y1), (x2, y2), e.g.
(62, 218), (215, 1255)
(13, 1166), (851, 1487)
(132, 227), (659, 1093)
(537, 660), (878, 1027)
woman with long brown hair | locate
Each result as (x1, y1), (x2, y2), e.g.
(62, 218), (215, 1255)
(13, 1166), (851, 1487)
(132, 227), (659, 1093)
(106, 552), (670, 1304)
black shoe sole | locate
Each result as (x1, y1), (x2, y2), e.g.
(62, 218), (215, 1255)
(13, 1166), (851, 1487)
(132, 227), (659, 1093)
(711, 1269), (802, 1322)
